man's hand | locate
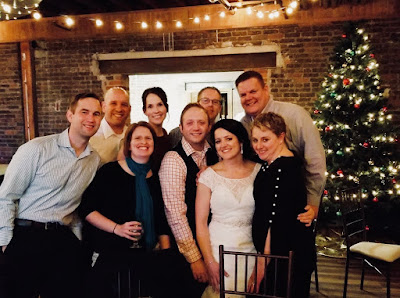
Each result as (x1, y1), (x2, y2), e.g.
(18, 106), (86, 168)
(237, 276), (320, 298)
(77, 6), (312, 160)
(190, 259), (208, 283)
(1, 245), (6, 253)
(297, 205), (318, 227)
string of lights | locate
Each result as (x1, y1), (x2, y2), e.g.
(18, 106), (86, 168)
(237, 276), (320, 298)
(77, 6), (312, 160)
(0, 0), (41, 20)
(0, 0), (300, 25)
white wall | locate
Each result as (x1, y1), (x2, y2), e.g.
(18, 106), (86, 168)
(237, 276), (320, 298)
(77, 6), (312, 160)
(129, 71), (244, 133)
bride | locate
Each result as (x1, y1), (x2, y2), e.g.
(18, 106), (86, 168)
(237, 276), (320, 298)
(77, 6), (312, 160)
(196, 119), (260, 297)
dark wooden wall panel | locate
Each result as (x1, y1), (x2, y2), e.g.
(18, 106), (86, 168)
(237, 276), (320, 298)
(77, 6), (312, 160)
(99, 52), (276, 74)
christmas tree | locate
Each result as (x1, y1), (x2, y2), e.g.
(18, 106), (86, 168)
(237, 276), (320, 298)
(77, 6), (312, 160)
(313, 22), (400, 239)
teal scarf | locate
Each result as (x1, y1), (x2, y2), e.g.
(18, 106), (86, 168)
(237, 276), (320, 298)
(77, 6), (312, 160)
(126, 157), (156, 250)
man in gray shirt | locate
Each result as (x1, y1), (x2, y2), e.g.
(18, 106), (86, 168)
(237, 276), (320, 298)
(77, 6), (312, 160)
(236, 70), (326, 224)
(0, 93), (102, 298)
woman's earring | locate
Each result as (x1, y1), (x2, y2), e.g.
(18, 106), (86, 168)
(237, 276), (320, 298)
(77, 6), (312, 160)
(240, 144), (243, 155)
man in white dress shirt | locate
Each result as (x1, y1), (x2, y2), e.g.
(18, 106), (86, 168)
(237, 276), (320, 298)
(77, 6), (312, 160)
(90, 87), (131, 164)
(0, 93), (102, 298)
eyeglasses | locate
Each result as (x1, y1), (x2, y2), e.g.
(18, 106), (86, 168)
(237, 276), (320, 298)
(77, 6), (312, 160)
(199, 98), (222, 105)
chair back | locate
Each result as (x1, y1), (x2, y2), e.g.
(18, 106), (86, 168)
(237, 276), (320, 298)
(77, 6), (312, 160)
(340, 187), (367, 249)
(219, 245), (294, 298)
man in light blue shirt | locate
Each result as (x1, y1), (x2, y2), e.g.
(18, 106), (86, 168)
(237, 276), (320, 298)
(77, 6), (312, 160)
(0, 92), (102, 298)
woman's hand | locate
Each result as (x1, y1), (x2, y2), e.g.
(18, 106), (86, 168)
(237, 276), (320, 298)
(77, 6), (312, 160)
(206, 260), (229, 293)
(114, 221), (143, 241)
(247, 256), (265, 293)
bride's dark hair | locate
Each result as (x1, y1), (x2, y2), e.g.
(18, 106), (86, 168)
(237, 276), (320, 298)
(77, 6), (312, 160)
(210, 119), (252, 160)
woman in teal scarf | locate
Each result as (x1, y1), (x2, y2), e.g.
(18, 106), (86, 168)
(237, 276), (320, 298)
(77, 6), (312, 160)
(79, 121), (172, 298)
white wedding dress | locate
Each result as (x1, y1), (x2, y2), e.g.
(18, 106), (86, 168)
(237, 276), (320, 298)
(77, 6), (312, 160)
(199, 163), (261, 298)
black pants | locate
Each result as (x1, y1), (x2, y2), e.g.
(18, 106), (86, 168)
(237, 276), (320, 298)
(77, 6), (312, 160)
(3, 225), (87, 298)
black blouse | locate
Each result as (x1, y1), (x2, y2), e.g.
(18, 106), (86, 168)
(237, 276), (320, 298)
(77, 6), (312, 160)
(79, 161), (170, 253)
(252, 156), (314, 255)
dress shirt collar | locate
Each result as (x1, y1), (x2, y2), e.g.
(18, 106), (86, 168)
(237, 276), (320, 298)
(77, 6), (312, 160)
(181, 136), (211, 157)
(99, 118), (127, 139)
(59, 128), (94, 159)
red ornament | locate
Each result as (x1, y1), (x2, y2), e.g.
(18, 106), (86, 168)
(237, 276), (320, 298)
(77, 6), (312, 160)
(363, 142), (369, 148)
(373, 197), (379, 202)
(382, 106), (388, 112)
(325, 126), (331, 132)
(366, 67), (370, 72)
(328, 73), (333, 77)
(343, 78), (350, 86)
(354, 104), (360, 109)
(324, 189), (328, 195)
(342, 34), (347, 38)
(337, 169), (344, 176)
(392, 179), (397, 184)
(365, 225), (370, 231)
(369, 53), (375, 58)
(314, 109), (319, 114)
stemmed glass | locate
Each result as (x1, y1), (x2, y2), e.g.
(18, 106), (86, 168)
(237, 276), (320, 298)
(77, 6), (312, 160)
(130, 222), (143, 248)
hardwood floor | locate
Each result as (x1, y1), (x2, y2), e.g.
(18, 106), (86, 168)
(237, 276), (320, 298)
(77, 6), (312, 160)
(310, 255), (400, 297)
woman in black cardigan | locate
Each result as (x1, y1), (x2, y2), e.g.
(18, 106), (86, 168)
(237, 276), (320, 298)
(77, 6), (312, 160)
(249, 112), (315, 298)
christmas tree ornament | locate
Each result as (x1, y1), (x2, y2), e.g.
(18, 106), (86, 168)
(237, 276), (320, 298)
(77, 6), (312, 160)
(336, 150), (344, 156)
(343, 78), (350, 85)
(363, 142), (369, 148)
(372, 197), (379, 202)
(337, 169), (344, 175)
(354, 104), (360, 109)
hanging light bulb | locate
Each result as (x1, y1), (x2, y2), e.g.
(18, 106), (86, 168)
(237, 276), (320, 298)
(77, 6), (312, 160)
(176, 21), (182, 28)
(32, 11), (42, 20)
(141, 22), (148, 29)
(115, 21), (123, 30)
(289, 1), (298, 9)
(220, 11), (226, 17)
(65, 16), (74, 27)
(204, 14), (210, 21)
(194, 17), (200, 23)
(156, 21), (163, 29)
(95, 19), (103, 27)
(246, 7), (252, 15)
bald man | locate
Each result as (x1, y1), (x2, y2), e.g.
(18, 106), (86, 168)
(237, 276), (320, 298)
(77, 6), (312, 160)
(90, 87), (131, 164)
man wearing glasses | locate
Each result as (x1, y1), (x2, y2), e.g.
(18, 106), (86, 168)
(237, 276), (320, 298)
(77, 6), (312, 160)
(170, 87), (222, 147)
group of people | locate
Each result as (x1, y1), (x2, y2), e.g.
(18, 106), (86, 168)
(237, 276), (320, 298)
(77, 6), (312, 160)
(0, 70), (326, 298)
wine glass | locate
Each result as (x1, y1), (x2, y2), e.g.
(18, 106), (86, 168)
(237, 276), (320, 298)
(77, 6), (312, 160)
(130, 222), (143, 248)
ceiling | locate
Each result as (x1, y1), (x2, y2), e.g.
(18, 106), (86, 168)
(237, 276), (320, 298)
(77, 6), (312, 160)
(38, 0), (212, 17)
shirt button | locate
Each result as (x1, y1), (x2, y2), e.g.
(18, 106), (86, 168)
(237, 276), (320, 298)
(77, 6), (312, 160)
(274, 194), (278, 198)
(278, 169), (282, 172)
(269, 220), (272, 223)
(275, 185), (279, 189)
(272, 212), (275, 215)
(276, 177), (280, 180)
(273, 203), (276, 206)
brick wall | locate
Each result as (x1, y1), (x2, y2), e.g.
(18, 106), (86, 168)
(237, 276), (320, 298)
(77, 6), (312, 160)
(0, 43), (24, 164)
(0, 17), (399, 162)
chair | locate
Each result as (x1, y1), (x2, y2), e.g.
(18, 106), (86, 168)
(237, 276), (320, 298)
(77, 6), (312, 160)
(219, 245), (294, 298)
(340, 187), (400, 298)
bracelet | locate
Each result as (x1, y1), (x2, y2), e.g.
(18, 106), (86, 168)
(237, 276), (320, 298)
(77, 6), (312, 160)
(207, 260), (215, 265)
(112, 223), (118, 234)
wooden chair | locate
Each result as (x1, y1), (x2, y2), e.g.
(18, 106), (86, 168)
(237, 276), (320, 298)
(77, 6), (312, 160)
(340, 187), (400, 298)
(219, 245), (294, 298)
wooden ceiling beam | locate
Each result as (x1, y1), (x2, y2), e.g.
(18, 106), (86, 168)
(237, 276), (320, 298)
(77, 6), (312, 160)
(0, 0), (398, 43)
